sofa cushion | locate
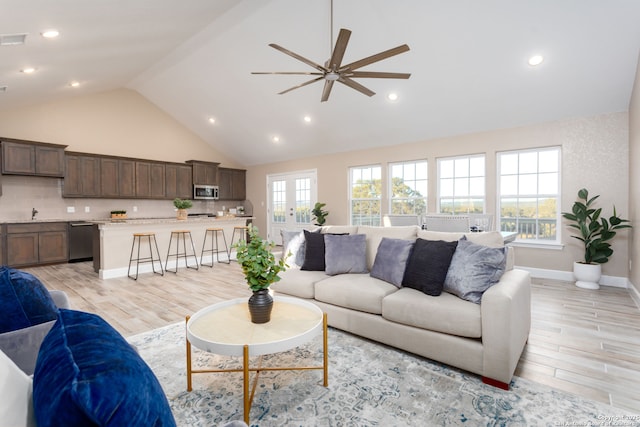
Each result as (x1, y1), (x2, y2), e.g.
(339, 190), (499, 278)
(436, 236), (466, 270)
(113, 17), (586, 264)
(370, 238), (414, 287)
(402, 239), (458, 296)
(356, 226), (419, 270)
(321, 225), (359, 235)
(0, 349), (36, 427)
(315, 274), (398, 314)
(280, 230), (306, 268)
(444, 237), (507, 304)
(382, 288), (482, 338)
(0, 267), (59, 334)
(324, 234), (368, 275)
(33, 309), (176, 427)
(301, 230), (326, 271)
(270, 268), (328, 299)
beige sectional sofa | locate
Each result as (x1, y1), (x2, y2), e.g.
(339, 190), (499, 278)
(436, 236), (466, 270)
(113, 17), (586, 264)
(270, 225), (531, 389)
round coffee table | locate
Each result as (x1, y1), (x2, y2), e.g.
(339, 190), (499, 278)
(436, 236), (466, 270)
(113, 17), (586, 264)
(185, 296), (328, 424)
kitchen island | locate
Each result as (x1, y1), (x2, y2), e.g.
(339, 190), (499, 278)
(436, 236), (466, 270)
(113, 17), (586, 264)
(93, 216), (253, 279)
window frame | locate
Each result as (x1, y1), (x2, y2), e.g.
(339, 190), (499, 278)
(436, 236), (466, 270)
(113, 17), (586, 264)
(349, 164), (382, 226)
(388, 159), (428, 216)
(497, 146), (562, 245)
(436, 154), (486, 214)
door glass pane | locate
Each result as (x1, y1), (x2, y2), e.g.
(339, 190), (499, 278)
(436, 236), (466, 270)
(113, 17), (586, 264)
(295, 178), (311, 224)
(272, 180), (286, 223)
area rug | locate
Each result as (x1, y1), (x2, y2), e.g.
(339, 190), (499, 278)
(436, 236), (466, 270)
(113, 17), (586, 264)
(128, 322), (636, 427)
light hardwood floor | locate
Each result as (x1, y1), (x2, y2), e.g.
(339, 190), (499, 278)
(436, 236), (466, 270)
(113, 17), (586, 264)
(24, 262), (640, 413)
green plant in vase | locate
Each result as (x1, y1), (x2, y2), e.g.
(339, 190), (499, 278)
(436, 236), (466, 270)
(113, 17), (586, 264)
(173, 198), (193, 220)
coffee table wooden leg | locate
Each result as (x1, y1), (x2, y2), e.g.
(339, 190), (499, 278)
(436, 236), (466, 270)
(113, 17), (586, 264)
(186, 316), (192, 392)
(243, 344), (250, 424)
(323, 313), (328, 387)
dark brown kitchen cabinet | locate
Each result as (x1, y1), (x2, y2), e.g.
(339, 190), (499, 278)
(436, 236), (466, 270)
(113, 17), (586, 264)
(1, 139), (66, 177)
(63, 154), (101, 197)
(135, 161), (165, 198)
(187, 160), (219, 186)
(118, 159), (135, 197)
(5, 222), (68, 267)
(165, 163), (193, 199)
(218, 167), (246, 200)
(100, 157), (119, 197)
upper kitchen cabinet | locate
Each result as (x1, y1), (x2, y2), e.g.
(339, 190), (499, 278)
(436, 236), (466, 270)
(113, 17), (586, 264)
(1, 138), (66, 177)
(218, 167), (246, 200)
(63, 153), (101, 197)
(187, 160), (219, 186)
(135, 161), (165, 198)
(165, 163), (193, 200)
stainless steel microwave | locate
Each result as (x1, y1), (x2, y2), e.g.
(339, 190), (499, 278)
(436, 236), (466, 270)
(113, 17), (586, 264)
(193, 185), (219, 200)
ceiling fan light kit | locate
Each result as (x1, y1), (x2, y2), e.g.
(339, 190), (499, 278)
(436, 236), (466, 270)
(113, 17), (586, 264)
(252, 1), (411, 102)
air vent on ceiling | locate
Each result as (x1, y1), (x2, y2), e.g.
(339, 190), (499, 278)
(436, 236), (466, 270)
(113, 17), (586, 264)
(0, 33), (28, 46)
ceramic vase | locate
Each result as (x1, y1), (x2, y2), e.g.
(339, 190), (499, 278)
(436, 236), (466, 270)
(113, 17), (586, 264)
(573, 261), (601, 290)
(248, 289), (273, 324)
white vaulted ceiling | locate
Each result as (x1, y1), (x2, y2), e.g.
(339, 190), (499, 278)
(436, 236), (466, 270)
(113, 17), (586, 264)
(1, 0), (640, 165)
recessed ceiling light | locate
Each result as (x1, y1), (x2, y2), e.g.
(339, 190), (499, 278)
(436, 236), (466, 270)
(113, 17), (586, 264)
(528, 55), (544, 66)
(69, 81), (80, 88)
(41, 30), (60, 39)
(20, 67), (36, 74)
(272, 136), (280, 143)
(303, 115), (312, 123)
(208, 117), (216, 124)
(387, 93), (399, 101)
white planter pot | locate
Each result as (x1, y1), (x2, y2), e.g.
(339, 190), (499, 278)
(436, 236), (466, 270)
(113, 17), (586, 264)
(573, 262), (601, 290)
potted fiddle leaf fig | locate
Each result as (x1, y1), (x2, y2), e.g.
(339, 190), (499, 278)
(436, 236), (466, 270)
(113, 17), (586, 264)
(561, 188), (631, 289)
(312, 202), (329, 226)
(173, 198), (193, 220)
(234, 225), (288, 323)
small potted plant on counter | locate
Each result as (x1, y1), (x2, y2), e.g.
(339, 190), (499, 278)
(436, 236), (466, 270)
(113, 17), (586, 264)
(173, 198), (193, 220)
(110, 210), (127, 221)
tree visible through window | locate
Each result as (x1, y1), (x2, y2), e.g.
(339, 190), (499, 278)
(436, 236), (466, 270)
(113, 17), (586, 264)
(498, 147), (560, 241)
(350, 165), (382, 226)
(390, 161), (427, 215)
(438, 155), (485, 214)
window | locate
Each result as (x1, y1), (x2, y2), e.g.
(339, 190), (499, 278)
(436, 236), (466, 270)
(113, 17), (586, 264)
(389, 160), (428, 215)
(498, 147), (560, 242)
(271, 179), (286, 223)
(295, 177), (311, 223)
(437, 155), (485, 214)
(350, 165), (382, 226)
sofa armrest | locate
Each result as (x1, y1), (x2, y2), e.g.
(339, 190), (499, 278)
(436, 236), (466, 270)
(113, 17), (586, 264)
(50, 290), (71, 309)
(0, 320), (57, 375)
(480, 268), (531, 386)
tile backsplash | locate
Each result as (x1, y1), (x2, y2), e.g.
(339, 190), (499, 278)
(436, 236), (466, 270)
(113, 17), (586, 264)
(0, 175), (224, 221)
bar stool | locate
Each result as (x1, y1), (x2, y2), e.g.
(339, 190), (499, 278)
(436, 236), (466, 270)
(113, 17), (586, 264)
(228, 225), (250, 261)
(200, 227), (230, 267)
(165, 230), (199, 273)
(128, 232), (164, 280)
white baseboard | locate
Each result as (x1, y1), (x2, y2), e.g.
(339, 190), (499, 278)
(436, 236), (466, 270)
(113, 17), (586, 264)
(516, 266), (630, 289)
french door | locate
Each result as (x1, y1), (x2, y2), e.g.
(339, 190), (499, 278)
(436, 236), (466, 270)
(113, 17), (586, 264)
(267, 170), (317, 244)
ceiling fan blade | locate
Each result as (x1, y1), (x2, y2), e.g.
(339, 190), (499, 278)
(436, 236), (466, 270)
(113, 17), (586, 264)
(277, 76), (325, 95)
(340, 44), (410, 72)
(268, 43), (327, 72)
(321, 80), (335, 102)
(337, 76), (375, 97)
(327, 28), (351, 70)
(251, 71), (324, 75)
(348, 71), (411, 79)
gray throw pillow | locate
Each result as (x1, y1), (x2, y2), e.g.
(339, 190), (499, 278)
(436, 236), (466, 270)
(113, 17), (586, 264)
(370, 238), (414, 287)
(444, 237), (507, 304)
(324, 234), (368, 275)
(280, 230), (305, 268)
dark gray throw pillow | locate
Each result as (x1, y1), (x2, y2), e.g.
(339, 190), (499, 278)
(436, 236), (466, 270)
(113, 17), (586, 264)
(444, 237), (507, 304)
(402, 238), (458, 296)
(370, 238), (414, 287)
(324, 234), (368, 275)
(301, 230), (326, 271)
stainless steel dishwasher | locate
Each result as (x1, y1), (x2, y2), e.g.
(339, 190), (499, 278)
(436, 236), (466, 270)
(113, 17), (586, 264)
(68, 221), (94, 262)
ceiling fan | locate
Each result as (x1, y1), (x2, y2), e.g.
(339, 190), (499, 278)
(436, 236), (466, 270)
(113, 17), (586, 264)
(251, 1), (411, 102)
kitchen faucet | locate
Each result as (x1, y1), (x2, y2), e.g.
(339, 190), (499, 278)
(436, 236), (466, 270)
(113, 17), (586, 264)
(32, 208), (38, 220)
